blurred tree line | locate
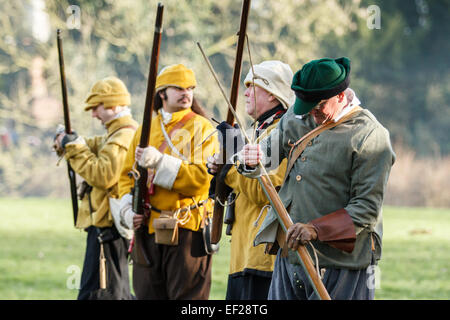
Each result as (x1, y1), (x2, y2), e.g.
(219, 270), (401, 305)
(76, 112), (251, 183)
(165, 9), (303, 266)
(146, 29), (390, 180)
(0, 0), (449, 199)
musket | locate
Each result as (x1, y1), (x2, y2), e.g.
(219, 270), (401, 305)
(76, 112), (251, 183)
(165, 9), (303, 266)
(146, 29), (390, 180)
(56, 29), (78, 226)
(210, 0), (252, 245)
(132, 3), (163, 215)
(130, 3), (164, 263)
(198, 47), (331, 300)
(257, 175), (331, 300)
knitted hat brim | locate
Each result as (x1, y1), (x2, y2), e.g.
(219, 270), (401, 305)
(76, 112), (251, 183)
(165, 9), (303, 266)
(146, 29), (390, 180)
(293, 98), (318, 116)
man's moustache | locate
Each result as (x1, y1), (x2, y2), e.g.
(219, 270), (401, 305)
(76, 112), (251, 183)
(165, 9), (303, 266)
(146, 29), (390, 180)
(178, 96), (191, 103)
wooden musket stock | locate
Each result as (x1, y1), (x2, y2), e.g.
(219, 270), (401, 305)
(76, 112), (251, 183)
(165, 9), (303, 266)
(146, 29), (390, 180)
(128, 3), (164, 264)
(258, 175), (331, 300)
(129, 3), (164, 265)
(211, 0), (251, 245)
(132, 3), (164, 216)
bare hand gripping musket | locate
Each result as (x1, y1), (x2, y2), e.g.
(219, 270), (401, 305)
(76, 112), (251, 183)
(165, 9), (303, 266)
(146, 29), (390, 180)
(129, 3), (164, 264)
(198, 44), (331, 300)
(210, 0), (252, 245)
(56, 29), (78, 226)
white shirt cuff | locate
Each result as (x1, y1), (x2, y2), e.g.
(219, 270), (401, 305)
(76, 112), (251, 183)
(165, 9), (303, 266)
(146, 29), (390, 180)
(153, 154), (182, 190)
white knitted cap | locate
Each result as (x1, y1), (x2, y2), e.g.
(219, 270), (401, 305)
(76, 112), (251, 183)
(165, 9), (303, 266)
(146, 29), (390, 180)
(244, 60), (295, 109)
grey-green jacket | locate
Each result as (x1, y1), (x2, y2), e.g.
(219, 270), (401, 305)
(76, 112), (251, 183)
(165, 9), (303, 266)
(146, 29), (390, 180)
(252, 106), (395, 269)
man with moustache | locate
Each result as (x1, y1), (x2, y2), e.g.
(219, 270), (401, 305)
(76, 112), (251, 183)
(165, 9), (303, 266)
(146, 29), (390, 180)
(206, 61), (294, 300)
(118, 64), (218, 300)
(54, 76), (137, 299)
(236, 57), (396, 300)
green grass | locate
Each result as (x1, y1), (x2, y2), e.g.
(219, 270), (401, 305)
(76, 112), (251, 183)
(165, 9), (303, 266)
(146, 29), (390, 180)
(0, 198), (449, 300)
(0, 198), (85, 299)
(376, 207), (450, 299)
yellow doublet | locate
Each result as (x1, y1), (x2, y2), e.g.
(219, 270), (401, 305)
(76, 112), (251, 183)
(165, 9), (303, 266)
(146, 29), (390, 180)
(119, 108), (218, 234)
(224, 120), (287, 276)
(64, 115), (138, 229)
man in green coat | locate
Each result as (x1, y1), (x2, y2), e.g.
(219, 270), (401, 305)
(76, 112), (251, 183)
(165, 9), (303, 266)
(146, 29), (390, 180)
(237, 57), (395, 300)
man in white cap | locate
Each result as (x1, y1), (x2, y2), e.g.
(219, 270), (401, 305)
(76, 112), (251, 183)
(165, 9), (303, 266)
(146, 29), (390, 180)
(207, 60), (295, 299)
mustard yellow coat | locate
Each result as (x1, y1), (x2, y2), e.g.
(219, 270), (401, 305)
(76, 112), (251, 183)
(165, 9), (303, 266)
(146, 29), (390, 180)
(118, 108), (218, 234)
(224, 119), (287, 276)
(64, 115), (138, 229)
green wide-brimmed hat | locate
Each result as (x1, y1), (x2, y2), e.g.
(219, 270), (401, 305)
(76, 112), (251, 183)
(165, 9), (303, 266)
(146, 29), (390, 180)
(291, 57), (351, 115)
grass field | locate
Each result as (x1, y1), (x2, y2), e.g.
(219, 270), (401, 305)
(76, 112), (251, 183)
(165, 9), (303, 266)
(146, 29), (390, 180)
(0, 197), (449, 300)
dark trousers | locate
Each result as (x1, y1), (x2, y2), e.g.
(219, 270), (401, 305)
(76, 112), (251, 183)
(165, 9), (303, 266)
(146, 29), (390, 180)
(268, 250), (375, 300)
(77, 226), (132, 300)
(132, 228), (212, 300)
(226, 272), (272, 300)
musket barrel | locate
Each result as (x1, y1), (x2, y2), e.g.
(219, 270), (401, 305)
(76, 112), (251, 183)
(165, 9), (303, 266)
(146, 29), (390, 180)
(56, 29), (78, 225)
(211, 0), (252, 245)
(132, 3), (164, 219)
(57, 29), (72, 134)
(227, 0), (251, 124)
(139, 3), (164, 148)
(129, 3), (164, 266)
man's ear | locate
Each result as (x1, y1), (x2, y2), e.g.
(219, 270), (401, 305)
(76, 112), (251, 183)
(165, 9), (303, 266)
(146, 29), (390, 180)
(158, 90), (167, 100)
(338, 92), (346, 103)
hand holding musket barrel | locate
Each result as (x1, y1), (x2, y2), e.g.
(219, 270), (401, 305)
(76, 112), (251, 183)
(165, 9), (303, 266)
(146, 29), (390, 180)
(56, 29), (79, 226)
(210, 0), (252, 245)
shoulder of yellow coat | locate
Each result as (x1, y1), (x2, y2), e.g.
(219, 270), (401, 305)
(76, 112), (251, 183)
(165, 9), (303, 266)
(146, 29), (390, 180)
(106, 117), (139, 148)
(191, 114), (217, 145)
(107, 127), (138, 149)
(187, 113), (215, 132)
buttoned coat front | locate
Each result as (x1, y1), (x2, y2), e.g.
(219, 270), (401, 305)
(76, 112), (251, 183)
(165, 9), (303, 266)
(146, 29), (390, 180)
(254, 106), (395, 269)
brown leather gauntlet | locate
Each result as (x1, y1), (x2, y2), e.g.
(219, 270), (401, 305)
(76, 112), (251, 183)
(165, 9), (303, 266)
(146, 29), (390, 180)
(309, 208), (356, 253)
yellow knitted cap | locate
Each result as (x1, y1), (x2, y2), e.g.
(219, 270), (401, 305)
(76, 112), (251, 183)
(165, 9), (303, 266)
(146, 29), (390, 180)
(155, 64), (197, 92)
(84, 76), (131, 111)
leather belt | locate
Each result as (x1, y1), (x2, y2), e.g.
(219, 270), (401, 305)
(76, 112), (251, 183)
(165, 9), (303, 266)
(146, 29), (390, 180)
(150, 199), (209, 216)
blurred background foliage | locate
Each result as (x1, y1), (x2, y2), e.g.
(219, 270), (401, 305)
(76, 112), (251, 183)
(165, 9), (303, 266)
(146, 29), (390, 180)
(0, 0), (449, 205)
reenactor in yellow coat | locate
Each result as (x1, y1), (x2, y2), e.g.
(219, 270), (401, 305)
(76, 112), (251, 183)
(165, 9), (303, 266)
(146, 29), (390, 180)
(54, 77), (138, 299)
(118, 64), (218, 299)
(207, 61), (295, 299)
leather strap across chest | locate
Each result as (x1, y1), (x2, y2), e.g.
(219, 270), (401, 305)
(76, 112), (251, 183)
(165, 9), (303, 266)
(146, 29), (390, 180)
(157, 111), (196, 153)
(145, 111), (196, 197)
(283, 106), (363, 184)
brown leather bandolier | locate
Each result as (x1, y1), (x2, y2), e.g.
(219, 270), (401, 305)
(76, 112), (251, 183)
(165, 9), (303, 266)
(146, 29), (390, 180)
(145, 111), (196, 198)
(145, 111), (197, 246)
(283, 106), (363, 184)
(267, 107), (364, 260)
